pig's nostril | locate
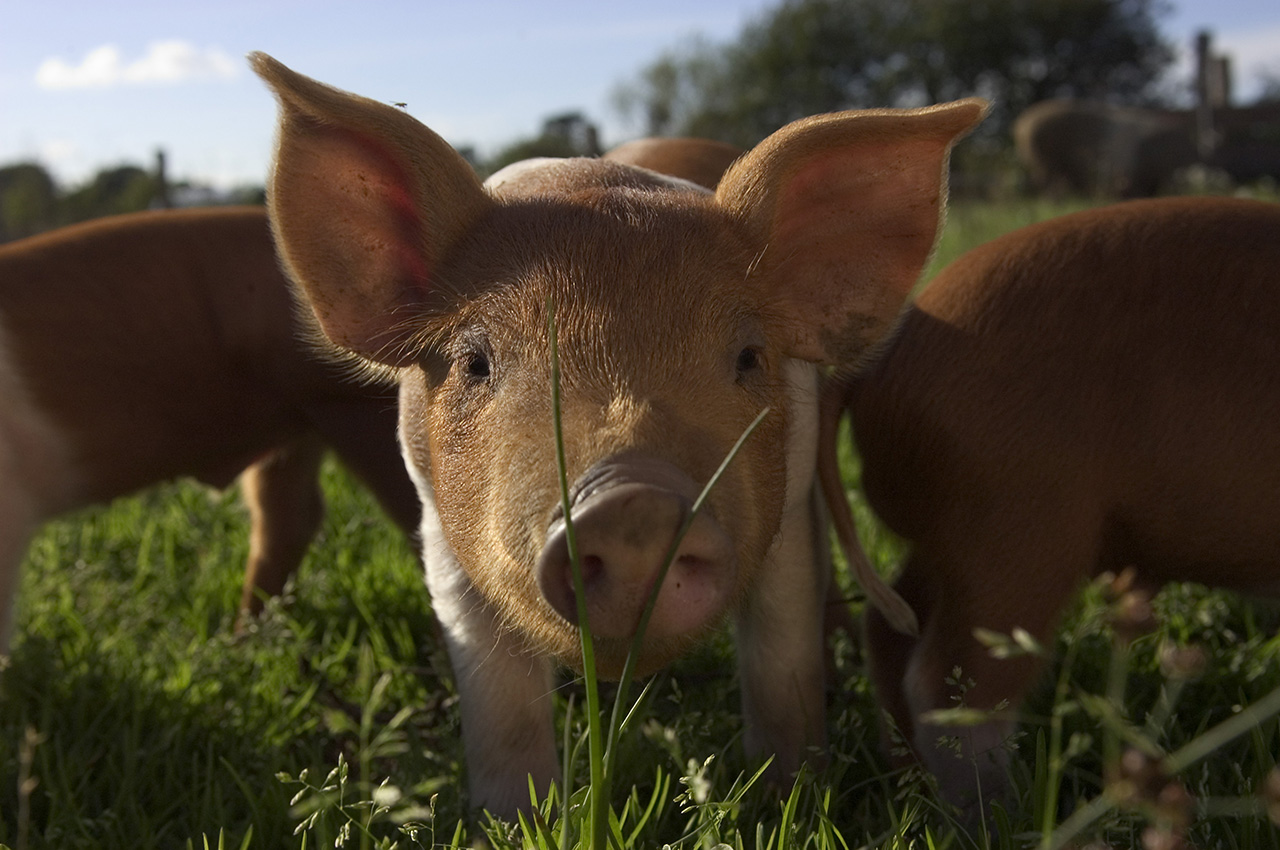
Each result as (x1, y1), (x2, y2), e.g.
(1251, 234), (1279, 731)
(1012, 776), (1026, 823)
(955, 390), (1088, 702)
(537, 474), (736, 640)
(575, 555), (604, 587)
(548, 555), (605, 626)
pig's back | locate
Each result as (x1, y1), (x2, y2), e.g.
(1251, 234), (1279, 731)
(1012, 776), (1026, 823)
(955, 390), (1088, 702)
(852, 197), (1280, 586)
(0, 207), (305, 501)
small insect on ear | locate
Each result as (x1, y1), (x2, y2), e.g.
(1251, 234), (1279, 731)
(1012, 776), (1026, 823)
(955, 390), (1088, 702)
(718, 98), (988, 366)
(250, 53), (493, 366)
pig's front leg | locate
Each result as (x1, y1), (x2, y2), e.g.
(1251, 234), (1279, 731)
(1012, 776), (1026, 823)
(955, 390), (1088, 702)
(735, 485), (829, 777)
(418, 489), (560, 817)
(734, 360), (828, 778)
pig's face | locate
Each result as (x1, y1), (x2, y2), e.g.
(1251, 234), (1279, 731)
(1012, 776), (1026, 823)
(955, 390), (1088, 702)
(251, 50), (985, 683)
(398, 184), (789, 676)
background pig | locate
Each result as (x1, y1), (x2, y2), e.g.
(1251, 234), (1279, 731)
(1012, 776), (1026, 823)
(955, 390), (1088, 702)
(0, 207), (420, 642)
(601, 137), (744, 191)
(250, 51), (984, 816)
(844, 196), (1280, 812)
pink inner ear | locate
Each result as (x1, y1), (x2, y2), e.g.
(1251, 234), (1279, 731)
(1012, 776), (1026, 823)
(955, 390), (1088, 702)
(773, 139), (943, 272)
(327, 127), (433, 293)
(768, 138), (947, 363)
(274, 120), (438, 363)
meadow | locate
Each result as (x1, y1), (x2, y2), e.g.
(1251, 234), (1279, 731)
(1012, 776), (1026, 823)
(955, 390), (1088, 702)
(1, 197), (1278, 849)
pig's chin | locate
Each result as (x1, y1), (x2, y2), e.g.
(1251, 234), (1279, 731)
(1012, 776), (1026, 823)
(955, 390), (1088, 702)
(550, 628), (709, 680)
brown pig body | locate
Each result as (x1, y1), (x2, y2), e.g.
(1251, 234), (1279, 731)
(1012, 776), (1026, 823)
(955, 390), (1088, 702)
(846, 196), (1280, 809)
(602, 137), (743, 191)
(0, 207), (420, 639)
(250, 53), (985, 816)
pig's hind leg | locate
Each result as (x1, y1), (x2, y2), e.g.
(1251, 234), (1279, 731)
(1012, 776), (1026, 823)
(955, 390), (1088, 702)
(237, 434), (327, 622)
(869, 510), (1096, 817)
(0, 480), (36, 655)
(0, 357), (78, 654)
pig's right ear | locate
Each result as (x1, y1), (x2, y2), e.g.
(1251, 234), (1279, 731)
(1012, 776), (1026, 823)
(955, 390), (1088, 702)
(250, 53), (490, 366)
(717, 99), (987, 366)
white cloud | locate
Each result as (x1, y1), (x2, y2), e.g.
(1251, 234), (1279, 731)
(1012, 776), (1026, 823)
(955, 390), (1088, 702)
(36, 41), (238, 90)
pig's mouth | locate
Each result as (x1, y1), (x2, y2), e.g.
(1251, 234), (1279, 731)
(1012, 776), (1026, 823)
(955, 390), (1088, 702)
(537, 456), (737, 667)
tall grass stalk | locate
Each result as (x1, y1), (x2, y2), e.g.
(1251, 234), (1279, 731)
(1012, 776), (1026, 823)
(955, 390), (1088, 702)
(546, 300), (768, 848)
(606, 406), (770, 759)
(1165, 682), (1280, 774)
(548, 302), (607, 848)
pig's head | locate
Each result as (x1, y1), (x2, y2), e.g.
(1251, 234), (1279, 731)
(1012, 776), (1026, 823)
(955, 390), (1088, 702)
(251, 53), (984, 677)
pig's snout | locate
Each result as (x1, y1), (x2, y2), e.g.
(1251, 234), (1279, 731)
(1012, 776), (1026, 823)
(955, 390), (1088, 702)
(537, 461), (736, 643)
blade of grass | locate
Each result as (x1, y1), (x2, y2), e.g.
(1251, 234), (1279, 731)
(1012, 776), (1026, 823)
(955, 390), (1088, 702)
(549, 298), (775, 847)
(1042, 793), (1115, 850)
(624, 768), (669, 845)
(548, 299), (607, 849)
(1164, 681), (1280, 774)
(548, 296), (772, 848)
(606, 406), (771, 761)
(1039, 634), (1082, 840)
(614, 676), (657, 739)
(778, 770), (803, 845)
(560, 692), (575, 848)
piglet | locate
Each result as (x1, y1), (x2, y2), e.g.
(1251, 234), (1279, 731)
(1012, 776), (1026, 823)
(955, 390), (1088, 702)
(251, 51), (983, 816)
(840, 196), (1280, 812)
(0, 206), (420, 644)
(602, 137), (744, 191)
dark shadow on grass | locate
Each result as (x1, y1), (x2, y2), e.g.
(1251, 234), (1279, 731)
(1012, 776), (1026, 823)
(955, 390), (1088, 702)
(0, 621), (460, 850)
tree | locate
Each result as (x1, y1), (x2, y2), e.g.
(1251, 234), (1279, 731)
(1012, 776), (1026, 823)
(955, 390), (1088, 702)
(612, 36), (742, 143)
(1260, 66), (1280, 104)
(484, 112), (602, 175)
(58, 165), (159, 225)
(613, 0), (1175, 147)
(0, 163), (58, 242)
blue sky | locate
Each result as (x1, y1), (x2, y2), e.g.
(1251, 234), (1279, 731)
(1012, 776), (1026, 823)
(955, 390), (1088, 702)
(3, 0), (1278, 191)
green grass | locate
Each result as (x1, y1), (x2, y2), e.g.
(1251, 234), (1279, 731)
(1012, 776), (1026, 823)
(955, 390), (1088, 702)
(930, 197), (1094, 276)
(3, 198), (1279, 848)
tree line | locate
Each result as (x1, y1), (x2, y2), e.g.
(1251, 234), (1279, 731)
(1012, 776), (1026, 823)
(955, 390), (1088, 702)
(614, 0), (1179, 144)
(492, 0), (1187, 181)
(5, 0), (1272, 239)
(1, 162), (161, 243)
(498, 0), (1280, 193)
(0, 159), (264, 244)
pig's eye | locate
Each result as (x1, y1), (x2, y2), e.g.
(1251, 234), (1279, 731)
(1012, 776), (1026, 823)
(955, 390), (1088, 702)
(463, 351), (491, 381)
(450, 328), (494, 386)
(735, 346), (762, 376)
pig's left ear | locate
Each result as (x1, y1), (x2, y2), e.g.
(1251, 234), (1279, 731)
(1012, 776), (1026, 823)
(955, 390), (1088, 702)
(717, 99), (987, 365)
